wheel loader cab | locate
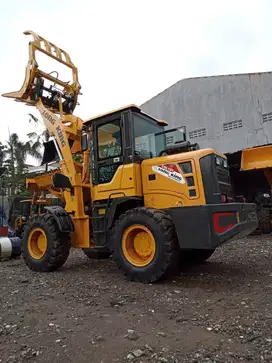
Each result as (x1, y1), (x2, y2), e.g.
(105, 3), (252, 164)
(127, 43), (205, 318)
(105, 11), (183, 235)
(88, 105), (189, 200)
(88, 105), (164, 187)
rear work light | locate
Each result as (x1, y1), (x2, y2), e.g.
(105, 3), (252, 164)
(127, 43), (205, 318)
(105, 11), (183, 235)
(215, 155), (228, 168)
(221, 194), (233, 203)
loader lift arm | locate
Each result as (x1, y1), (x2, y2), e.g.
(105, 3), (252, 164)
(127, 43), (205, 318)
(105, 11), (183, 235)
(2, 30), (91, 248)
(3, 30), (80, 114)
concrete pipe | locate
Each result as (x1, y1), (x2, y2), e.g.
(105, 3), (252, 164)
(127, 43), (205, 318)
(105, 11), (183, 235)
(0, 237), (21, 259)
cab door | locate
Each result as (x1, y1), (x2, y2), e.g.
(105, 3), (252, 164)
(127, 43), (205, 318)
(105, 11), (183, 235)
(92, 117), (124, 189)
(91, 111), (142, 201)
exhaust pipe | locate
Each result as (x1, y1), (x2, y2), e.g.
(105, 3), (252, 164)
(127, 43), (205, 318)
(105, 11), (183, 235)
(0, 237), (21, 259)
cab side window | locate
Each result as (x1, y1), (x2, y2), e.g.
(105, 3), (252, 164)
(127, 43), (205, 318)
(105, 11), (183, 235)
(97, 119), (122, 184)
(98, 120), (122, 160)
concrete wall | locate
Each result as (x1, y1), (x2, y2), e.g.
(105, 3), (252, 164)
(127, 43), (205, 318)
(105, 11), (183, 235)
(140, 72), (272, 154)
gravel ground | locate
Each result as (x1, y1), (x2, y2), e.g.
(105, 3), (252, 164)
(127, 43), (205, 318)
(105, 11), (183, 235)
(0, 235), (271, 363)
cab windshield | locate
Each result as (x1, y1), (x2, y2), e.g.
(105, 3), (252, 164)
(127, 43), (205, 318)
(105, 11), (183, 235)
(133, 113), (186, 159)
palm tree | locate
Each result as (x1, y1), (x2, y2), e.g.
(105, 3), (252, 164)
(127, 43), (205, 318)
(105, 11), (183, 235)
(4, 133), (41, 195)
(0, 142), (7, 177)
(27, 113), (50, 152)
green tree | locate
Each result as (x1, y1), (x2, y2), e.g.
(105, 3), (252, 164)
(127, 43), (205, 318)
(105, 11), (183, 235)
(4, 133), (41, 195)
(27, 113), (50, 153)
(0, 142), (7, 177)
(5, 133), (26, 195)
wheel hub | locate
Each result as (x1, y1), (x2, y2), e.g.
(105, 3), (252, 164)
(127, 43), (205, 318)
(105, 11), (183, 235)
(134, 231), (153, 257)
(28, 228), (47, 259)
(122, 224), (156, 267)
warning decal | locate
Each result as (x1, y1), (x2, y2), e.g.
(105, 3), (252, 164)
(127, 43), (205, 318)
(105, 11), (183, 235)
(152, 164), (185, 184)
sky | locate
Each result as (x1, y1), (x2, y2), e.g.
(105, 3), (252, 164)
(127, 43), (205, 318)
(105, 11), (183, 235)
(0, 0), (272, 162)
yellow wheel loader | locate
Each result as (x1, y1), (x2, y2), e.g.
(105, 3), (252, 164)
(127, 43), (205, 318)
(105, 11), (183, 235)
(8, 192), (63, 239)
(230, 146), (272, 234)
(2, 31), (258, 282)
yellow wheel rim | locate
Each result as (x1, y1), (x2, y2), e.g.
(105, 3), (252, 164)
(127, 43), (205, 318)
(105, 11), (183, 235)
(122, 224), (156, 267)
(28, 228), (47, 259)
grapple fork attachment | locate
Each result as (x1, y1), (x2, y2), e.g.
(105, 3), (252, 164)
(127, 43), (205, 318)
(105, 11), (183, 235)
(2, 30), (81, 114)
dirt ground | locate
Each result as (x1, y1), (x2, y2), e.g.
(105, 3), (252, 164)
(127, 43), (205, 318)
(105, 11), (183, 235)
(0, 235), (271, 363)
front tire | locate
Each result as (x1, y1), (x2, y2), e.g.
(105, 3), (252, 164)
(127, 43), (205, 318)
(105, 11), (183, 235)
(111, 208), (178, 283)
(22, 214), (70, 272)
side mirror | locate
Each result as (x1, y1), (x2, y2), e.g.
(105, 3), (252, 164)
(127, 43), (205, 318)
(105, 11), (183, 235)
(52, 174), (72, 189)
(81, 133), (88, 152)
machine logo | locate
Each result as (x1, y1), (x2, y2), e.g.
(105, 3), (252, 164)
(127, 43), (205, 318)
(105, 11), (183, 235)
(42, 110), (56, 125)
(152, 164), (185, 184)
(56, 126), (66, 147)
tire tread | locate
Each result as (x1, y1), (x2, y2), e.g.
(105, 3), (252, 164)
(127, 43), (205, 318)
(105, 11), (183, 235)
(22, 213), (70, 272)
(111, 207), (178, 283)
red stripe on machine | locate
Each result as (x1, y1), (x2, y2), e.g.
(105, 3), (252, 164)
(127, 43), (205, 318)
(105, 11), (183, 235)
(213, 212), (235, 233)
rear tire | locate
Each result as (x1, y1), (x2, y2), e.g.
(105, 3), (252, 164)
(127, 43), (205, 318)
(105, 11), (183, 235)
(111, 207), (178, 283)
(180, 249), (215, 266)
(22, 214), (70, 272)
(82, 248), (111, 259)
(257, 207), (271, 234)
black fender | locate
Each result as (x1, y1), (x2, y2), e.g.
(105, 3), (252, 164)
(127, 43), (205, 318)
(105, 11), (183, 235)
(44, 206), (74, 233)
(105, 197), (143, 229)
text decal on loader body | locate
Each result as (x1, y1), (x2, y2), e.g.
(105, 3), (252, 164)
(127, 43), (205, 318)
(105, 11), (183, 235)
(152, 164), (185, 184)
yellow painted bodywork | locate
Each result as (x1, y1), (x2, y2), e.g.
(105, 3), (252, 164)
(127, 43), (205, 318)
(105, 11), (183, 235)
(141, 149), (214, 208)
(241, 145), (272, 171)
(93, 148), (221, 208)
(27, 168), (62, 192)
(36, 103), (91, 249)
(240, 146), (272, 193)
(92, 164), (142, 201)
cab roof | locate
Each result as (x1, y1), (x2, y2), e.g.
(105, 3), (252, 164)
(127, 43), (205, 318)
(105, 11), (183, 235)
(84, 104), (168, 126)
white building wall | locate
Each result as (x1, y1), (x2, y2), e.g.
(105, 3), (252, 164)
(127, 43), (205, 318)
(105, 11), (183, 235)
(140, 72), (272, 154)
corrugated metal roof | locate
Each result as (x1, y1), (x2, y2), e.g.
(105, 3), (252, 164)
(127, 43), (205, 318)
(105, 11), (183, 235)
(141, 70), (272, 106)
